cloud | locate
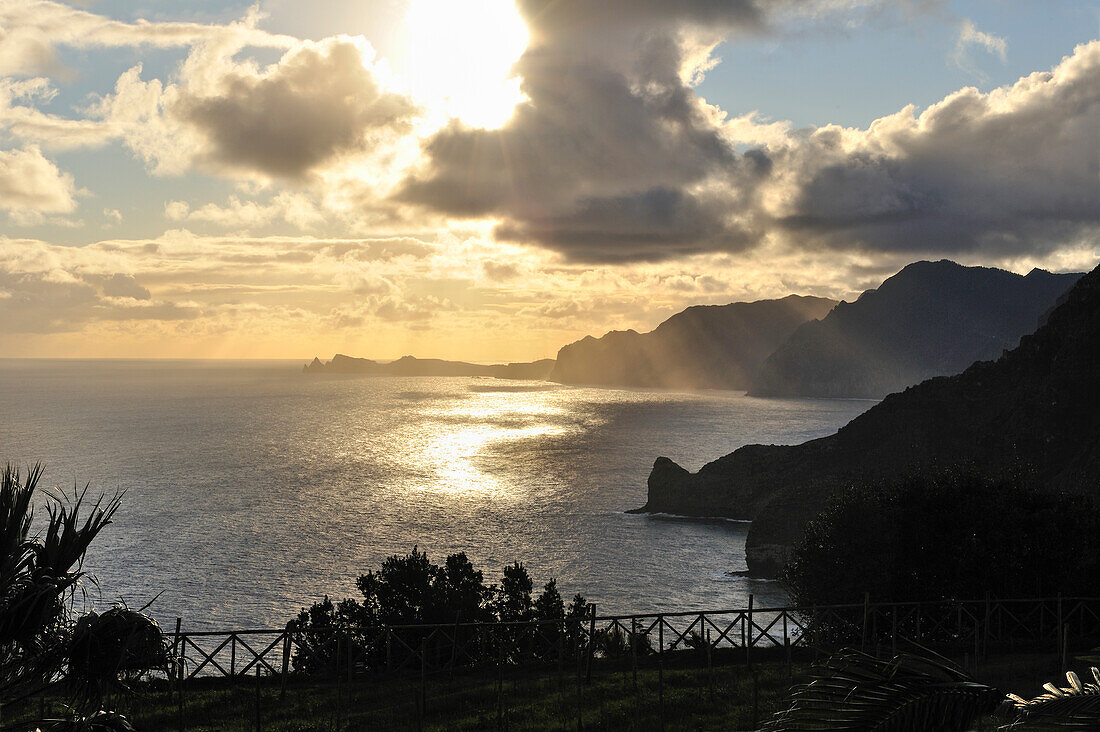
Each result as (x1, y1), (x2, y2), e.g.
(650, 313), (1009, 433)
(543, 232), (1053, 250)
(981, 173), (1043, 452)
(775, 41), (1100, 257)
(401, 21), (1100, 264)
(175, 38), (419, 180)
(165, 192), (324, 229)
(0, 144), (75, 215)
(395, 2), (771, 262)
(395, 0), (945, 262)
(0, 1), (295, 77)
(0, 8), (418, 186)
(951, 19), (1007, 81)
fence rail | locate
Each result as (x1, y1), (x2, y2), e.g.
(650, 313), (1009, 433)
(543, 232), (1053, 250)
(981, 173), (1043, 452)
(168, 595), (1100, 681)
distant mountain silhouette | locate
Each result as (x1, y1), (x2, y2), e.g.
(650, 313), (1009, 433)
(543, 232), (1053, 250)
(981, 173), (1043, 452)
(749, 260), (1082, 398)
(639, 260), (1100, 577)
(304, 354), (555, 380)
(549, 295), (837, 390)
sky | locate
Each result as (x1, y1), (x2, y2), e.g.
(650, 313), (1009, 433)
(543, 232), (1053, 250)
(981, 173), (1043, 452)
(1, 0), (1098, 361)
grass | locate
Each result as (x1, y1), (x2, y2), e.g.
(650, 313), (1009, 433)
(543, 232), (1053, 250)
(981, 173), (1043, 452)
(5, 644), (1095, 731)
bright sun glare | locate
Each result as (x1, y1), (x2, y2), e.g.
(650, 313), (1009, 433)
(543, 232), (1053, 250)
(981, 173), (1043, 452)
(402, 0), (529, 129)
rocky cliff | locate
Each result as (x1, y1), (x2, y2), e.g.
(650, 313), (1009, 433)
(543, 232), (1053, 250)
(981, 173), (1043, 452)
(549, 295), (837, 390)
(749, 260), (1081, 398)
(641, 261), (1100, 577)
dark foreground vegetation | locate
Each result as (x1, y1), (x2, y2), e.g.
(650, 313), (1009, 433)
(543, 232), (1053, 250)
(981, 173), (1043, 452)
(783, 471), (1100, 607)
(6, 640), (1100, 730)
(9, 460), (1100, 729)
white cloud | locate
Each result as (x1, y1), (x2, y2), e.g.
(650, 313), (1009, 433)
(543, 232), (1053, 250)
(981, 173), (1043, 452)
(0, 1), (296, 77)
(951, 19), (1008, 81)
(0, 144), (75, 215)
(165, 192), (324, 229)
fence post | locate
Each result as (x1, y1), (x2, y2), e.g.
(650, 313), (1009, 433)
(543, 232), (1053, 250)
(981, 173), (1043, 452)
(230, 634), (236, 677)
(973, 616), (980, 673)
(630, 617), (638, 691)
(784, 611), (792, 680)
(990, 590), (998, 660)
(705, 625), (713, 702)
(658, 616), (665, 732)
(576, 625), (583, 732)
(173, 618), (183, 680)
(747, 594), (754, 670)
(335, 633), (343, 732)
(347, 629), (354, 717)
(891, 608), (897, 657)
(861, 593), (869, 652)
(585, 604), (596, 683)
(280, 629), (291, 699)
(558, 627), (566, 693)
(255, 665), (261, 732)
(1058, 594), (1064, 660)
(1062, 623), (1069, 671)
(174, 618), (184, 732)
(422, 636), (430, 728)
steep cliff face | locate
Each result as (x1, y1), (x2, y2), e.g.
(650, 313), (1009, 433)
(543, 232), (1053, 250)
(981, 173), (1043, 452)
(549, 295), (837, 390)
(642, 262), (1100, 577)
(750, 261), (1082, 398)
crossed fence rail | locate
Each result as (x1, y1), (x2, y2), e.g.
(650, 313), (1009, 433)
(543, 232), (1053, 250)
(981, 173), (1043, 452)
(169, 595), (1100, 682)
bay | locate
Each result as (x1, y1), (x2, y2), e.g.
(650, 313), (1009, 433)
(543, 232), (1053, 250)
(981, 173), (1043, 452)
(0, 359), (873, 629)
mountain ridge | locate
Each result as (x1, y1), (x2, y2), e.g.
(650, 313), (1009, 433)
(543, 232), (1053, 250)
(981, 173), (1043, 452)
(548, 294), (838, 390)
(639, 260), (1100, 577)
(749, 260), (1082, 398)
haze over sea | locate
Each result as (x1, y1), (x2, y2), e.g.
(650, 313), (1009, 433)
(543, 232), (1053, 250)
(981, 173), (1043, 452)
(1, 359), (872, 629)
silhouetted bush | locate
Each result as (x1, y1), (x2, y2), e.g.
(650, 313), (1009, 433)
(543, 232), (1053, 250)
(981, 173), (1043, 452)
(67, 605), (169, 706)
(288, 548), (586, 674)
(783, 471), (1100, 608)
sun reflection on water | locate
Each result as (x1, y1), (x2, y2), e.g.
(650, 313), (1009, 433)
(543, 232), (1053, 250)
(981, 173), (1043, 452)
(407, 387), (575, 495)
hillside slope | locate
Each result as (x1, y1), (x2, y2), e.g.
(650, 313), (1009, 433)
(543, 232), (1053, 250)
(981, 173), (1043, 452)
(641, 261), (1100, 576)
(549, 295), (837, 390)
(749, 260), (1081, 398)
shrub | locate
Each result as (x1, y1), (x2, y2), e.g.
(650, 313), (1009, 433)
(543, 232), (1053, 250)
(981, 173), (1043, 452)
(289, 549), (586, 674)
(782, 471), (1100, 608)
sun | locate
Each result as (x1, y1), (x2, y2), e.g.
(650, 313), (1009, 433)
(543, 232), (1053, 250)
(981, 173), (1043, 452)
(401, 0), (529, 129)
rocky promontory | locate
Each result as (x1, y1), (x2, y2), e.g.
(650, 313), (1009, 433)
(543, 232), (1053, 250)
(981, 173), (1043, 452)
(640, 261), (1100, 577)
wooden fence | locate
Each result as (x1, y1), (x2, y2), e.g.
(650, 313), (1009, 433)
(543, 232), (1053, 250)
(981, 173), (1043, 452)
(168, 595), (1100, 681)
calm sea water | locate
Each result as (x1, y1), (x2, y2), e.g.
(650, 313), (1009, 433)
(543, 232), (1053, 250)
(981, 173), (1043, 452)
(0, 359), (872, 629)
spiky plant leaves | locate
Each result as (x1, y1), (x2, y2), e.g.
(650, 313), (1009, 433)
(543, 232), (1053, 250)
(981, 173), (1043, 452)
(0, 463), (121, 705)
(762, 648), (1003, 732)
(36, 710), (136, 731)
(1003, 668), (1100, 728)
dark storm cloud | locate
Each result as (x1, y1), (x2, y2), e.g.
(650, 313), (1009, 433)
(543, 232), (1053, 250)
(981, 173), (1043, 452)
(396, 5), (768, 261)
(493, 187), (757, 262)
(177, 39), (418, 179)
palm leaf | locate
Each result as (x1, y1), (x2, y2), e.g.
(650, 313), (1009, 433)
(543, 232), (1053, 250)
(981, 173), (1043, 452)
(762, 648), (1002, 732)
(1004, 668), (1100, 728)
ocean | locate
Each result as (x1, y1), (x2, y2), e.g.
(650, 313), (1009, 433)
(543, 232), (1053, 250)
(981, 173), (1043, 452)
(0, 359), (873, 629)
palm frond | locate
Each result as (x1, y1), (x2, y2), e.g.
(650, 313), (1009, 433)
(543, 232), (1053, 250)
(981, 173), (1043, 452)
(1004, 668), (1100, 728)
(762, 648), (1002, 732)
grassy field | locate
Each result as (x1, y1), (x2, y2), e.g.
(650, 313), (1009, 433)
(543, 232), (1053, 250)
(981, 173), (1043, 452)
(4, 644), (1088, 731)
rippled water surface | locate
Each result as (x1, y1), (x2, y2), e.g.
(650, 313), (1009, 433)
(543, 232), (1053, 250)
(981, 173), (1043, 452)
(0, 360), (873, 628)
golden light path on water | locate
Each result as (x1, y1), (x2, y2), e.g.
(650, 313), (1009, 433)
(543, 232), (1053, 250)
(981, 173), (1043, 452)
(404, 390), (570, 495)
